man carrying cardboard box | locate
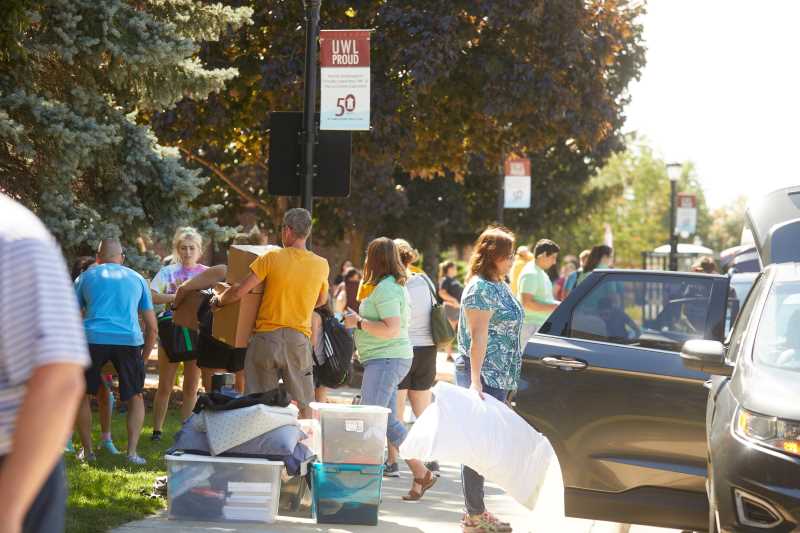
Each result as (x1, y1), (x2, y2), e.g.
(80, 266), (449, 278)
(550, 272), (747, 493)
(214, 209), (329, 417)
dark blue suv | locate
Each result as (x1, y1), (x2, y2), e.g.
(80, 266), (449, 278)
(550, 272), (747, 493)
(516, 187), (800, 532)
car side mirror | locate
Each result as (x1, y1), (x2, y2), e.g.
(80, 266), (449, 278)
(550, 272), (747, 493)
(680, 339), (732, 376)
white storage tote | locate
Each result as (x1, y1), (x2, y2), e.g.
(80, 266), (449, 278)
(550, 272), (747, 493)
(309, 403), (390, 465)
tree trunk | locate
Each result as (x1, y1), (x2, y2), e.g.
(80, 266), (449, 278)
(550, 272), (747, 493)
(421, 231), (442, 281)
(347, 227), (366, 268)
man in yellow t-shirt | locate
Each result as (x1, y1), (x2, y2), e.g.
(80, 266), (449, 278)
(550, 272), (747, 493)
(215, 208), (329, 416)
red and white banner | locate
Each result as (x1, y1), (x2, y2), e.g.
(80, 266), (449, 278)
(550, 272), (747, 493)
(676, 193), (698, 235)
(320, 30), (371, 131)
(504, 158), (531, 209)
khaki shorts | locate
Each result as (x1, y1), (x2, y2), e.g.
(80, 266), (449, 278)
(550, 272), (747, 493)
(245, 328), (314, 408)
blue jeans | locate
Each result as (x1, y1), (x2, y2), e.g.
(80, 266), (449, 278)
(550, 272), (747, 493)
(454, 356), (509, 516)
(360, 357), (413, 449)
(0, 456), (66, 533)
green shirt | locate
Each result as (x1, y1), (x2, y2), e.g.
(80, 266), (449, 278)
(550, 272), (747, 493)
(354, 276), (413, 362)
(516, 262), (557, 325)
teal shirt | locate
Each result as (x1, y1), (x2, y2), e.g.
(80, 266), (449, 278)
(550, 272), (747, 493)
(354, 276), (413, 362)
(457, 276), (524, 390)
(516, 262), (557, 325)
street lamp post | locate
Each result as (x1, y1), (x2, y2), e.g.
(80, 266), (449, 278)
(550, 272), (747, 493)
(301, 0), (321, 216)
(666, 163), (682, 271)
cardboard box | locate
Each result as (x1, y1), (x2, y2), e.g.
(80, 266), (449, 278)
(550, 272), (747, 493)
(226, 245), (278, 293)
(172, 290), (205, 330)
(210, 244), (277, 348)
(212, 292), (263, 348)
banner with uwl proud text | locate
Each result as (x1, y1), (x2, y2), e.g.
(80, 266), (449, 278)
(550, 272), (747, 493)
(320, 30), (371, 131)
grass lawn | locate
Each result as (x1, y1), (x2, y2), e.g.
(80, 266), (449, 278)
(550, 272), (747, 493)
(65, 407), (183, 533)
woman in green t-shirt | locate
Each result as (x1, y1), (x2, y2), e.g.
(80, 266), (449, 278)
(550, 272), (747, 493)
(344, 238), (436, 501)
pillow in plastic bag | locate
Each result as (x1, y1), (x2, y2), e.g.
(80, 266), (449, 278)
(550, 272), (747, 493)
(400, 381), (559, 510)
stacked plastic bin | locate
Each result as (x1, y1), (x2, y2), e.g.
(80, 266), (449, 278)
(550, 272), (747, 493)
(165, 454), (283, 524)
(308, 402), (391, 526)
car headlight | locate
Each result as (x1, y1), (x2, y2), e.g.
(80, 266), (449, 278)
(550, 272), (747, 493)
(736, 408), (800, 457)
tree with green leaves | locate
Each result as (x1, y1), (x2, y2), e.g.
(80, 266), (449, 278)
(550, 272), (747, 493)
(153, 0), (647, 270)
(706, 196), (747, 253)
(557, 139), (713, 268)
(0, 0), (252, 271)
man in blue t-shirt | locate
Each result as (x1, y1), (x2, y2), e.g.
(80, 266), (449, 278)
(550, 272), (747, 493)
(74, 239), (157, 464)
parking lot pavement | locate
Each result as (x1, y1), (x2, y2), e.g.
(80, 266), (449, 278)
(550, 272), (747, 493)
(112, 461), (681, 533)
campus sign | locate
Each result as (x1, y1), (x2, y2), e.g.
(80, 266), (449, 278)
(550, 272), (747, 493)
(320, 30), (371, 131)
(504, 158), (531, 209)
(676, 193), (698, 236)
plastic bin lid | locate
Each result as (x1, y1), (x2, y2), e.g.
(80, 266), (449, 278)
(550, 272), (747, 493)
(165, 453), (284, 466)
(309, 402), (390, 414)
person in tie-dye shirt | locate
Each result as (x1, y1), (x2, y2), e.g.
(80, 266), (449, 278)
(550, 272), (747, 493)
(149, 227), (208, 441)
(455, 226), (523, 533)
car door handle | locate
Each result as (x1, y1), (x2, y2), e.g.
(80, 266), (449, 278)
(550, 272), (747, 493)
(541, 356), (588, 371)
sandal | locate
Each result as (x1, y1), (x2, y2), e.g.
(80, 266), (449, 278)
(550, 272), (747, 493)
(461, 512), (513, 532)
(402, 470), (437, 501)
(481, 512), (512, 531)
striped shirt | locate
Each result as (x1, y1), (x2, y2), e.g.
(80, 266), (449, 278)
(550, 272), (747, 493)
(0, 195), (90, 456)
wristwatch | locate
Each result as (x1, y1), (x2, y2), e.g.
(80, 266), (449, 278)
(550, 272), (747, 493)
(357, 319), (363, 330)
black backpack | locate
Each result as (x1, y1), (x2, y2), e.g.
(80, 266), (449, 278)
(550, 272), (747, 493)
(312, 311), (354, 388)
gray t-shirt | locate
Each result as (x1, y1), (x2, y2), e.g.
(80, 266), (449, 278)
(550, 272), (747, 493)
(406, 274), (435, 347)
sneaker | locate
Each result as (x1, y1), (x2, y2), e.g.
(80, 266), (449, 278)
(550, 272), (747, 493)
(150, 430), (162, 442)
(461, 512), (513, 533)
(101, 439), (121, 455)
(65, 440), (75, 454)
(383, 462), (400, 478)
(127, 454), (147, 465)
(424, 460), (441, 476)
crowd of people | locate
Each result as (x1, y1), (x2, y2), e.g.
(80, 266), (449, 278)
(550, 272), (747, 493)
(0, 189), (727, 533)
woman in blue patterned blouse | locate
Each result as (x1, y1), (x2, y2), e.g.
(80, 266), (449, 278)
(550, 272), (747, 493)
(456, 226), (523, 533)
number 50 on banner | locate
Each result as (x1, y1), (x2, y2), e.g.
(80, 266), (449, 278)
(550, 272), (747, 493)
(336, 94), (357, 117)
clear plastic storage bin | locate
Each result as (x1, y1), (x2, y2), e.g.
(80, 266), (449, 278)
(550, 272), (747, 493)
(311, 462), (384, 526)
(166, 453), (283, 523)
(309, 403), (390, 465)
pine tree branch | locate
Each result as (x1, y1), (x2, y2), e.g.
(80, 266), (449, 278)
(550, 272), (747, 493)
(178, 147), (269, 215)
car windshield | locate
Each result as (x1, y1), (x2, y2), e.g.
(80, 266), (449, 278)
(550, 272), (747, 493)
(753, 280), (800, 372)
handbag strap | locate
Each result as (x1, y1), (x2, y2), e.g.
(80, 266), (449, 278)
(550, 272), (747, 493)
(418, 272), (443, 305)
